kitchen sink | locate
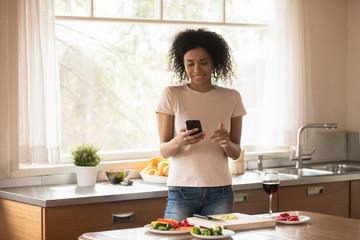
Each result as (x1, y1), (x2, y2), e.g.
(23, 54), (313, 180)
(264, 162), (360, 177)
(308, 163), (360, 174)
(267, 167), (333, 176)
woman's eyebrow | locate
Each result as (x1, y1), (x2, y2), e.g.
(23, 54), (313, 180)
(185, 58), (209, 62)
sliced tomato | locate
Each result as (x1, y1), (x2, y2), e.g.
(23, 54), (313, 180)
(279, 213), (290, 218)
(276, 217), (288, 221)
(288, 215), (299, 221)
(177, 219), (192, 227)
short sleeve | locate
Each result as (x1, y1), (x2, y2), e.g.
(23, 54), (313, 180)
(155, 87), (174, 116)
(232, 90), (247, 118)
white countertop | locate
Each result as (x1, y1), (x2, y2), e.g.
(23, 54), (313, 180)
(1, 170), (360, 207)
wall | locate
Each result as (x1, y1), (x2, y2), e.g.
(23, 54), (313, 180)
(0, 0), (10, 178)
(0, 0), (19, 179)
(347, 0), (360, 132)
(305, 0), (349, 130)
(305, 0), (360, 133)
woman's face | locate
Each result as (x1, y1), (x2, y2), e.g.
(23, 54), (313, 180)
(183, 47), (213, 91)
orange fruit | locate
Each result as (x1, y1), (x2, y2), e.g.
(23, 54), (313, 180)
(146, 169), (157, 175)
(141, 167), (151, 173)
(157, 161), (169, 175)
(154, 170), (162, 176)
(163, 165), (169, 177)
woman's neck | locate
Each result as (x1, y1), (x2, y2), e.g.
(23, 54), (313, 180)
(187, 82), (214, 93)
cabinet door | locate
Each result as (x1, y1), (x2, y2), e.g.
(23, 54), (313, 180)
(0, 199), (42, 240)
(233, 188), (277, 215)
(278, 181), (349, 217)
(350, 180), (360, 219)
(43, 197), (167, 240)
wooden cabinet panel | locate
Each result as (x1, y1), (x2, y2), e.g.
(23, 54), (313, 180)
(278, 181), (349, 217)
(0, 199), (42, 240)
(233, 188), (277, 215)
(43, 197), (167, 240)
(350, 180), (360, 219)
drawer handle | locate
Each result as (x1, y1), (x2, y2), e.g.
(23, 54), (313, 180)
(307, 186), (324, 196)
(234, 193), (248, 203)
(112, 211), (134, 223)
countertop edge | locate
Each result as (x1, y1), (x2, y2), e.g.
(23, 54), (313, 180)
(1, 171), (360, 207)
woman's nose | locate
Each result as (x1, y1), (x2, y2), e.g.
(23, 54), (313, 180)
(194, 63), (201, 72)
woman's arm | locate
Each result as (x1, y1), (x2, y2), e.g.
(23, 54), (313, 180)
(209, 116), (243, 160)
(157, 113), (205, 159)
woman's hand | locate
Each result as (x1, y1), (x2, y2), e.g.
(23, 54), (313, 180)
(175, 126), (206, 146)
(209, 123), (230, 148)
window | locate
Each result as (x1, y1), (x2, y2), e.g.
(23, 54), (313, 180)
(55, 0), (274, 162)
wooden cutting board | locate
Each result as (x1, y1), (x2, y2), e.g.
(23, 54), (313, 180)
(187, 213), (275, 231)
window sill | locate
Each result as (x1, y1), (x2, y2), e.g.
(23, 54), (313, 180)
(13, 158), (149, 179)
(1, 148), (291, 189)
(13, 147), (291, 177)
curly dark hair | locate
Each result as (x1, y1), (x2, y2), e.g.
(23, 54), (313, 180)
(168, 28), (235, 85)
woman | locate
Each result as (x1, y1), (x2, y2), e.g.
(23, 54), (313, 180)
(156, 28), (246, 221)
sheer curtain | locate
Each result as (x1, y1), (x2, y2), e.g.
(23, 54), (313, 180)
(260, 0), (307, 148)
(18, 0), (61, 165)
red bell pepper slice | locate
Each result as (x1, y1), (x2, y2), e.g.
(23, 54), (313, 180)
(157, 218), (179, 228)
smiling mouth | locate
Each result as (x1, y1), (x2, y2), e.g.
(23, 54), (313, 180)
(192, 74), (205, 79)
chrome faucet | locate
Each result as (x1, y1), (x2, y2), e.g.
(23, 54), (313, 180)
(291, 123), (338, 169)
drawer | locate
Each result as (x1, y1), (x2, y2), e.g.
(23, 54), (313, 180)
(233, 188), (277, 215)
(43, 197), (167, 240)
(278, 181), (349, 217)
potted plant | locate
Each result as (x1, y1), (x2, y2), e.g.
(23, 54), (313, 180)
(71, 143), (102, 186)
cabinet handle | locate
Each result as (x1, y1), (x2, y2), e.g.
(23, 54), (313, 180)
(307, 186), (324, 196)
(112, 211), (134, 223)
(234, 193), (248, 203)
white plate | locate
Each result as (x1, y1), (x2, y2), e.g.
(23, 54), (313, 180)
(144, 224), (191, 234)
(190, 229), (235, 239)
(275, 215), (310, 224)
(140, 172), (168, 184)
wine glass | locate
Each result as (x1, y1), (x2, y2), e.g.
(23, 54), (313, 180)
(262, 170), (280, 218)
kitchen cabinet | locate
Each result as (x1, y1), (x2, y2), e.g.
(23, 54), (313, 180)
(233, 189), (277, 215)
(278, 181), (349, 217)
(0, 198), (42, 240)
(350, 180), (360, 219)
(0, 197), (167, 240)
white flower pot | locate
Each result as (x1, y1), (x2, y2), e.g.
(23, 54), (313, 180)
(76, 166), (98, 187)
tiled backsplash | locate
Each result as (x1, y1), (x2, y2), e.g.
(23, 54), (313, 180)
(309, 131), (360, 162)
(348, 132), (360, 161)
(246, 131), (359, 170)
(307, 131), (348, 163)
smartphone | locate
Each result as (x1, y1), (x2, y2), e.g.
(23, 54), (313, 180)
(186, 120), (203, 136)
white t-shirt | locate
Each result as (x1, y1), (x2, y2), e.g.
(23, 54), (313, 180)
(156, 85), (247, 187)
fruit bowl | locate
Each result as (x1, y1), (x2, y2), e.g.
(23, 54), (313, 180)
(105, 169), (131, 184)
(140, 171), (168, 183)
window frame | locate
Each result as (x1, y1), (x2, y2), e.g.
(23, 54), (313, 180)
(1, 0), (294, 182)
(54, 0), (278, 165)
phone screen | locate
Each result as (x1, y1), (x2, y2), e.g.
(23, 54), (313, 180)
(186, 120), (202, 136)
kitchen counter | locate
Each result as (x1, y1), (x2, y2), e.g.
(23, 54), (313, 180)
(1, 170), (360, 207)
(78, 211), (360, 240)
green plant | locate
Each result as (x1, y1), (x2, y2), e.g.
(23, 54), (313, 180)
(71, 143), (102, 166)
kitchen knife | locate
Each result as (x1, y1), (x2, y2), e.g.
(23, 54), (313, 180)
(193, 214), (223, 221)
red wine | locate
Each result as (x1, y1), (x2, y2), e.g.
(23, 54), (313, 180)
(262, 182), (279, 195)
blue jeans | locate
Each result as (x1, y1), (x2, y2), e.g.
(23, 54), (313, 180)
(164, 185), (234, 221)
